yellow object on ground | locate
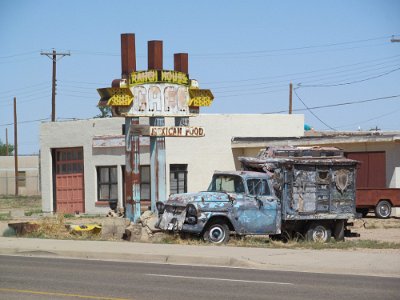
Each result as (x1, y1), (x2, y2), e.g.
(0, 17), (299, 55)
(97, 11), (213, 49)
(69, 224), (102, 235)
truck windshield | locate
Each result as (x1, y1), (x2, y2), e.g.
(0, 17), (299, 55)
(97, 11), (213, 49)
(207, 175), (245, 193)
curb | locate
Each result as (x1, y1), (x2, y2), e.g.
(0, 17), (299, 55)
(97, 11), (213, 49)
(0, 248), (254, 269)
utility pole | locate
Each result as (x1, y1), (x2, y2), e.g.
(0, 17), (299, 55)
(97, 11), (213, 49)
(41, 49), (70, 122)
(289, 82), (293, 114)
(5, 128), (9, 156)
(14, 97), (18, 196)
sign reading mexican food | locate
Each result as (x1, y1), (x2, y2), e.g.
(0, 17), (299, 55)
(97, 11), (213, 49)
(129, 70), (189, 86)
(131, 125), (205, 137)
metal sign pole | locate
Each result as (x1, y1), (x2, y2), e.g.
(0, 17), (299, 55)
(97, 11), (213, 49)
(150, 116), (166, 212)
(125, 117), (141, 221)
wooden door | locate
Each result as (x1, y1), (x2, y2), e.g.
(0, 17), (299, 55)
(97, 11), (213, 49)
(346, 152), (386, 188)
(54, 148), (84, 213)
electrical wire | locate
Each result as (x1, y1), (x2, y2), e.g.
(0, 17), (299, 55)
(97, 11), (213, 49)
(191, 35), (394, 57)
(0, 50), (40, 59)
(203, 54), (400, 85)
(0, 118), (50, 127)
(212, 63), (400, 94)
(293, 87), (336, 130)
(191, 43), (390, 59)
(299, 67), (400, 88)
(335, 107), (400, 130)
(267, 94), (400, 114)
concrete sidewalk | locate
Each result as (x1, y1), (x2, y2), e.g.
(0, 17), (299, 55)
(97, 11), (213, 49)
(0, 237), (399, 278)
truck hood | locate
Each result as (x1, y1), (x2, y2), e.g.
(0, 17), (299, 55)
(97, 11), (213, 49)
(165, 191), (234, 206)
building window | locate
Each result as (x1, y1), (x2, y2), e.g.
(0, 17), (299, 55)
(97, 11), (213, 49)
(18, 171), (26, 187)
(97, 166), (118, 202)
(170, 164), (187, 194)
(140, 165), (150, 200)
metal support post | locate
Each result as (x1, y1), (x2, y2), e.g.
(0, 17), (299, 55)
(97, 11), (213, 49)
(125, 117), (141, 222)
(150, 117), (166, 212)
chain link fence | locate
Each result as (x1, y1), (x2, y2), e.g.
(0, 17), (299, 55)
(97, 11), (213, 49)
(0, 172), (41, 196)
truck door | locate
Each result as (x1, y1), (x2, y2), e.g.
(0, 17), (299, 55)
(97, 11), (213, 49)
(233, 178), (280, 234)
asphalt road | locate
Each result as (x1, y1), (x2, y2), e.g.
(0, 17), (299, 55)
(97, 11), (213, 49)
(0, 255), (398, 300)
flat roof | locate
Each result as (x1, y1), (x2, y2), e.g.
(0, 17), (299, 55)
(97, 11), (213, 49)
(231, 131), (400, 148)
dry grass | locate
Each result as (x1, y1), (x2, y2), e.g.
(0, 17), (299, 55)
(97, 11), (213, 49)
(158, 233), (400, 250)
(363, 218), (400, 229)
(0, 195), (41, 210)
(25, 214), (102, 240)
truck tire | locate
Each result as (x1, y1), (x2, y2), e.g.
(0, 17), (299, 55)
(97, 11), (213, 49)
(203, 221), (230, 244)
(333, 220), (345, 242)
(375, 200), (392, 219)
(306, 223), (331, 243)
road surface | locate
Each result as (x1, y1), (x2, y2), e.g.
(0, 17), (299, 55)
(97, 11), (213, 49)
(0, 255), (398, 300)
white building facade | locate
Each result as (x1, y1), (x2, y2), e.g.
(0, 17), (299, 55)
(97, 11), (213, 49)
(40, 114), (304, 214)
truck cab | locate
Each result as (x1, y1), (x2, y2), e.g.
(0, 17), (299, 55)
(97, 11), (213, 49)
(156, 171), (280, 243)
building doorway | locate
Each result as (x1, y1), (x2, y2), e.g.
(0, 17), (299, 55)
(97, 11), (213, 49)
(53, 147), (85, 213)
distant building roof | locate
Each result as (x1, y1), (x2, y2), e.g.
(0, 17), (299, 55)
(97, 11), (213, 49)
(231, 131), (400, 148)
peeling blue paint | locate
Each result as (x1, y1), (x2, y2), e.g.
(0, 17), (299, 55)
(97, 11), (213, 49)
(156, 147), (358, 242)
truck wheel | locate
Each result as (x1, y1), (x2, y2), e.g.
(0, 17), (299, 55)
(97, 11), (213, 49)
(203, 221), (230, 244)
(375, 201), (392, 219)
(306, 223), (331, 243)
(333, 220), (345, 242)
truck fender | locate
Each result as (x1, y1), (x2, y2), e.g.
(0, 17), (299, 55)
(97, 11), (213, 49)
(202, 214), (236, 234)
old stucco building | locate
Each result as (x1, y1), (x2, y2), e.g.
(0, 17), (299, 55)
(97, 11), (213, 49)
(40, 114), (304, 214)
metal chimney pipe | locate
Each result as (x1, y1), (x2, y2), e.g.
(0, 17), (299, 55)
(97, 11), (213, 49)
(174, 53), (188, 74)
(121, 33), (136, 78)
(148, 40), (163, 70)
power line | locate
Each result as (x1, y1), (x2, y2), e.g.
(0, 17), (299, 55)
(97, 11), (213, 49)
(267, 94), (400, 114)
(293, 88), (336, 130)
(58, 79), (109, 86)
(0, 95), (51, 107)
(203, 54), (400, 85)
(65, 35), (396, 59)
(0, 50), (40, 59)
(335, 107), (400, 129)
(298, 67), (400, 88)
(211, 63), (400, 94)
(0, 118), (49, 128)
(190, 35), (393, 57)
(0, 82), (48, 95)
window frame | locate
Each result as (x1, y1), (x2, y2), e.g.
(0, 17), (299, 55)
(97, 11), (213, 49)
(97, 166), (118, 202)
(170, 164), (188, 195)
(140, 165), (151, 201)
(246, 178), (271, 196)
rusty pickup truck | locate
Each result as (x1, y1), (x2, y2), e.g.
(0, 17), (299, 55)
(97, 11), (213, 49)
(156, 147), (359, 243)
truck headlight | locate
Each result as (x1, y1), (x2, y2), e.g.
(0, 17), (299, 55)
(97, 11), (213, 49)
(185, 204), (197, 224)
(186, 204), (197, 216)
(156, 202), (165, 214)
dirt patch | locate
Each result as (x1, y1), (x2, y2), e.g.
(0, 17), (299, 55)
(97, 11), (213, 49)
(350, 216), (400, 243)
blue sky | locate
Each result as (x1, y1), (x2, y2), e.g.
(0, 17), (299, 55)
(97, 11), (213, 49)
(0, 0), (399, 154)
